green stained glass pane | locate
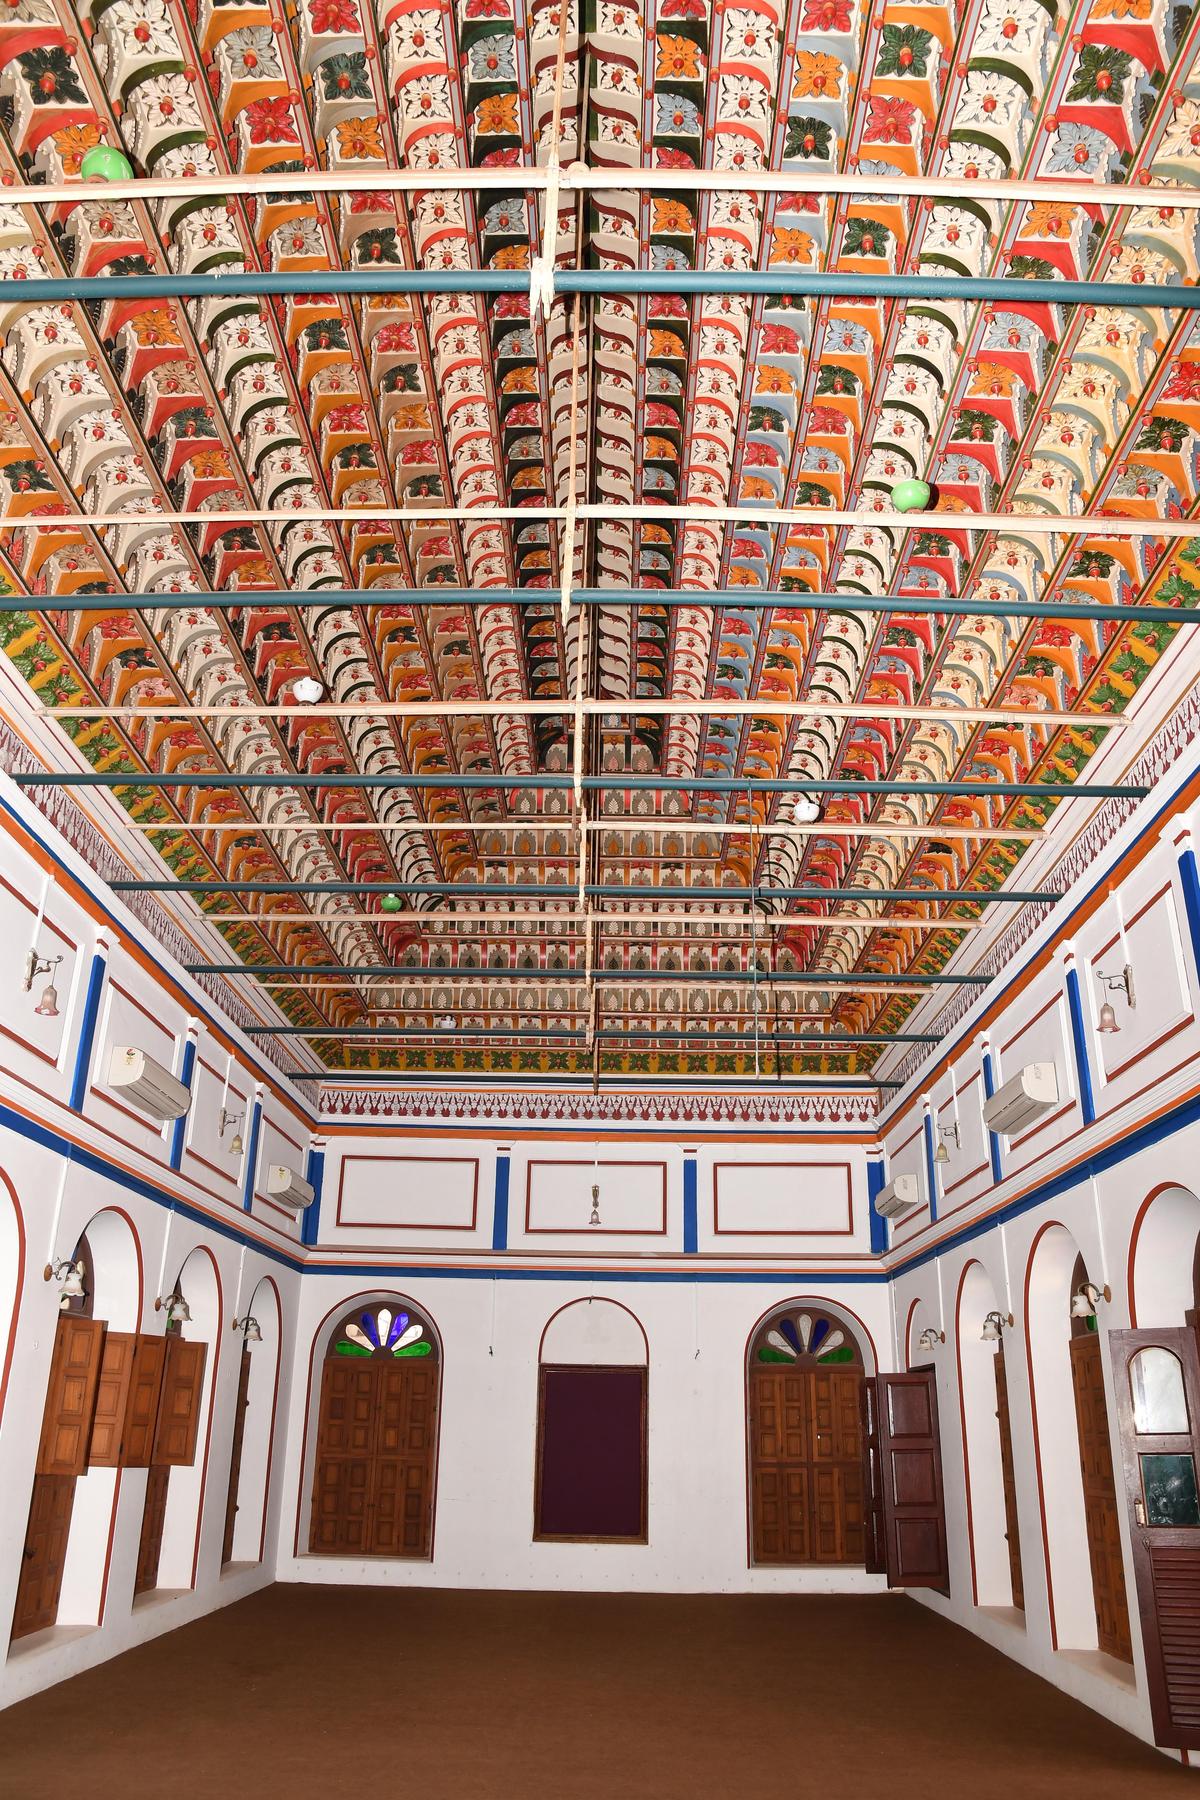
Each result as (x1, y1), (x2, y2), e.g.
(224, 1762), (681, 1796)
(756, 1348), (792, 1363)
(1140, 1453), (1200, 1526)
(393, 1340), (433, 1358)
(818, 1345), (855, 1364)
(335, 1341), (373, 1356)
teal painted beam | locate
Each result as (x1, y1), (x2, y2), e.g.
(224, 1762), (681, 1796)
(0, 268), (1197, 307)
(128, 879), (1048, 902)
(0, 589), (1192, 626)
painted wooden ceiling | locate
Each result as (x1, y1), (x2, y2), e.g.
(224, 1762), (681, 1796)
(1, 0), (1199, 1083)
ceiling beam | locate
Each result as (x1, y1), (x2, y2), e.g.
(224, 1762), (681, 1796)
(116, 879), (1051, 902)
(9, 167), (1200, 208)
(4, 590), (1191, 627)
(198, 911), (985, 929)
(6, 268), (1200, 308)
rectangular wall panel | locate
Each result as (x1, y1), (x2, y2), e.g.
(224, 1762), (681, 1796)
(712, 1162), (853, 1236)
(525, 1160), (668, 1235)
(335, 1155), (480, 1231)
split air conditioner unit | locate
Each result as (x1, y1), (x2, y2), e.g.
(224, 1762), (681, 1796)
(267, 1163), (315, 1211)
(874, 1172), (920, 1220)
(106, 1045), (191, 1121)
(983, 1061), (1059, 1137)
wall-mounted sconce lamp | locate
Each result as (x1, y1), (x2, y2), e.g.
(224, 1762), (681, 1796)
(981, 1310), (1015, 1342)
(219, 1106), (244, 1156)
(157, 1288), (191, 1326)
(23, 949), (63, 1017)
(933, 1120), (960, 1165)
(232, 1315), (262, 1344)
(1071, 1281), (1111, 1318)
(1096, 964), (1135, 1034)
(917, 1326), (945, 1350)
(43, 1257), (86, 1309)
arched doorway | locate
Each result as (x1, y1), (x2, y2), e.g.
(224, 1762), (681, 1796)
(535, 1299), (648, 1543)
(747, 1303), (866, 1566)
(309, 1298), (440, 1558)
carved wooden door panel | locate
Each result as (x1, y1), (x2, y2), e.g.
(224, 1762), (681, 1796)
(749, 1370), (812, 1564)
(36, 1316), (105, 1477)
(1110, 1327), (1200, 1746)
(222, 1347), (253, 1566)
(870, 1370), (950, 1589)
(10, 1476), (75, 1641)
(309, 1360), (378, 1554)
(371, 1361), (438, 1556)
(808, 1370), (865, 1564)
(1070, 1331), (1133, 1662)
(994, 1346), (1024, 1610)
(134, 1465), (171, 1596)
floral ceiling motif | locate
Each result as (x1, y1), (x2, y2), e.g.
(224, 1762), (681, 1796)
(1, 0), (1199, 1081)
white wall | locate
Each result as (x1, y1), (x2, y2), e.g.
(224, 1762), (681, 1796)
(276, 1273), (891, 1596)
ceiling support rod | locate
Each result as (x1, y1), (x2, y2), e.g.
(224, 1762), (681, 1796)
(20, 772), (1142, 796)
(6, 591), (1195, 626)
(181, 961), (988, 984)
(6, 268), (1200, 307)
(11, 167), (1200, 208)
(242, 1026), (939, 1043)
(120, 819), (1041, 842)
(115, 879), (1051, 901)
(195, 910), (987, 929)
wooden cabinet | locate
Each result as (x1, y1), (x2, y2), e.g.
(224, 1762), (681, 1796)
(750, 1368), (864, 1565)
(1110, 1326), (1200, 1746)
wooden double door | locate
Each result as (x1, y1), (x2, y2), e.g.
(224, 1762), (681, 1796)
(310, 1357), (438, 1558)
(749, 1367), (864, 1564)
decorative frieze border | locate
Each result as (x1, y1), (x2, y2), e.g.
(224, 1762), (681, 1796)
(318, 1085), (877, 1129)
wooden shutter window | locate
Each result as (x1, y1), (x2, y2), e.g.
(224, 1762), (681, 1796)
(87, 1331), (138, 1467)
(151, 1336), (208, 1467)
(122, 1334), (168, 1468)
(36, 1316), (106, 1478)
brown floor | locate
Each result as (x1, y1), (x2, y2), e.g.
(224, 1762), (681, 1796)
(0, 1587), (1193, 1800)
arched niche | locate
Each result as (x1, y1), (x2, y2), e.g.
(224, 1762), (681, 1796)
(954, 1260), (1016, 1610)
(155, 1247), (221, 1593)
(1129, 1185), (1200, 1326)
(0, 1167), (25, 1430)
(58, 1209), (142, 1628)
(904, 1296), (932, 1370)
(224, 1277), (282, 1566)
(535, 1299), (649, 1543)
(1026, 1223), (1131, 1658)
(539, 1297), (648, 1366)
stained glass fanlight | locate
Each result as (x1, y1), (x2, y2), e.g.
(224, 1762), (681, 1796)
(332, 1304), (434, 1359)
(752, 1310), (860, 1367)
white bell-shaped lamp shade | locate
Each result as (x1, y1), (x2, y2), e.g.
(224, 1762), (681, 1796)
(34, 980), (60, 1018)
(981, 1314), (1001, 1343)
(794, 794), (823, 825)
(1071, 1287), (1095, 1319)
(1097, 1000), (1120, 1033)
(59, 1259), (86, 1299)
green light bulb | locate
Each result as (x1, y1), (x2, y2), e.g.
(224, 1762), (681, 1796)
(80, 145), (134, 182)
(889, 478), (932, 513)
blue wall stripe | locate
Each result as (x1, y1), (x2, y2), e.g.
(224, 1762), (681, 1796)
(301, 1145), (325, 1248)
(867, 1160), (888, 1254)
(683, 1154), (698, 1254)
(981, 1051), (1003, 1185)
(923, 1111), (939, 1225)
(68, 949), (107, 1113)
(241, 1099), (262, 1213)
(491, 1151), (510, 1252)
(1179, 848), (1200, 977)
(168, 1038), (196, 1171)
(1064, 964), (1096, 1127)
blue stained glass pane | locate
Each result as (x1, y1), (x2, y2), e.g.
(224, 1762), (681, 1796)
(810, 1318), (830, 1352)
(780, 1318), (802, 1354)
(361, 1311), (381, 1347)
(386, 1311), (410, 1348)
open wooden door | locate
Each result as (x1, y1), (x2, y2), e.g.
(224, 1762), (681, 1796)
(1110, 1327), (1200, 1748)
(11, 1315), (106, 1640)
(222, 1347), (253, 1565)
(993, 1345), (1024, 1609)
(860, 1369), (949, 1589)
(1070, 1330), (1133, 1661)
